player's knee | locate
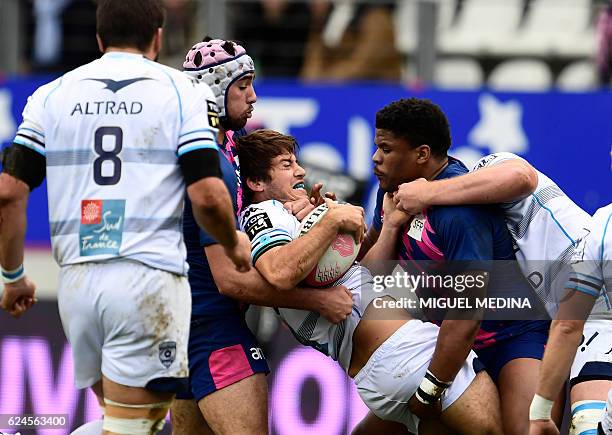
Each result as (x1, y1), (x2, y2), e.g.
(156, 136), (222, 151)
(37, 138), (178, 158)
(102, 398), (172, 434)
(569, 400), (607, 435)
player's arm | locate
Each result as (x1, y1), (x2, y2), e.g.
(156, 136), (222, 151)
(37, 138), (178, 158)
(253, 202), (365, 292)
(530, 218), (604, 423)
(394, 155), (538, 215)
(360, 192), (411, 275)
(532, 295), (592, 407)
(427, 272), (486, 383)
(0, 144), (46, 317)
(206, 244), (353, 323)
(179, 86), (249, 271)
(413, 207), (494, 411)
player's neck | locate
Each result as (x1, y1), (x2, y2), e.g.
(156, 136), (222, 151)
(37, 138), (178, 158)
(104, 46), (157, 60)
(423, 156), (449, 181)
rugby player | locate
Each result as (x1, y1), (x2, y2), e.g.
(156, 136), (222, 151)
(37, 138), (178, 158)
(361, 98), (551, 435)
(236, 128), (504, 434)
(0, 1), (251, 434)
(392, 152), (611, 433)
(529, 204), (611, 435)
(170, 39), (354, 435)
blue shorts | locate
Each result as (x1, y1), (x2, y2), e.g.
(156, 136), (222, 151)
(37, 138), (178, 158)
(175, 314), (270, 402)
(475, 322), (549, 383)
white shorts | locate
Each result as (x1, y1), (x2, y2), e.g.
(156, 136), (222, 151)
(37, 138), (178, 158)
(354, 320), (481, 433)
(570, 319), (612, 383)
(57, 260), (191, 391)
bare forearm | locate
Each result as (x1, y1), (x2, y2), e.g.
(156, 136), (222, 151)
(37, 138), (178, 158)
(0, 197), (28, 270)
(264, 221), (338, 290)
(536, 319), (584, 400)
(208, 245), (331, 312)
(360, 224), (401, 275)
(221, 271), (326, 312)
(425, 162), (536, 206)
(428, 320), (479, 383)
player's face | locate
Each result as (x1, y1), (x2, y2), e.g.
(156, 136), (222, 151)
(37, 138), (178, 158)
(225, 74), (256, 130)
(264, 153), (307, 202)
(373, 128), (421, 192)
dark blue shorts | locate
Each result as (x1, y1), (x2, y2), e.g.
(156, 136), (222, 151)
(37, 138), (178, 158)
(175, 314), (270, 402)
(475, 322), (549, 383)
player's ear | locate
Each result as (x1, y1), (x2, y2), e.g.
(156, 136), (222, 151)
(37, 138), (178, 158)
(96, 34), (105, 53)
(246, 178), (265, 193)
(153, 28), (163, 56)
(415, 145), (431, 164)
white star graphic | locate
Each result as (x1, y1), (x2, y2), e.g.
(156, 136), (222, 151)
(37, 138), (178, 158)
(468, 94), (528, 154)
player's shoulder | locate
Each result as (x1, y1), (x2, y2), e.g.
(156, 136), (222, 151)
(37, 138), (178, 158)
(241, 200), (287, 221)
(471, 152), (526, 172)
(591, 204), (612, 233)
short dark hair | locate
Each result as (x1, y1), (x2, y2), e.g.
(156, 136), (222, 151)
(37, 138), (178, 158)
(235, 129), (298, 205)
(96, 0), (165, 52)
(375, 98), (451, 158)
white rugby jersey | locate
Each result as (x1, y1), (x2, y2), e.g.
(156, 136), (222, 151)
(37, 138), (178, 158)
(567, 204), (612, 320)
(471, 152), (609, 317)
(239, 200), (378, 372)
(13, 52), (220, 275)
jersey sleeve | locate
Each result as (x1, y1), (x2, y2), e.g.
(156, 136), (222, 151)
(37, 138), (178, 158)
(567, 207), (611, 298)
(471, 152), (527, 172)
(176, 81), (219, 157)
(12, 79), (60, 157)
(239, 201), (299, 264)
(372, 188), (384, 232)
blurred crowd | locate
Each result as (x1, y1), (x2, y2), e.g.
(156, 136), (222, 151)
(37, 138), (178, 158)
(12, 0), (612, 88)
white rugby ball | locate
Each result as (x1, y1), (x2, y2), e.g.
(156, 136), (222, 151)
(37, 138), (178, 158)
(298, 203), (360, 287)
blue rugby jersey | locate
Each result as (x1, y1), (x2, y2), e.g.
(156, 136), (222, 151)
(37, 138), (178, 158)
(183, 129), (247, 318)
(373, 157), (546, 348)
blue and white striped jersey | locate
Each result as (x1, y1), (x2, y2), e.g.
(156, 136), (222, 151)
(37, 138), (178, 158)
(13, 52), (219, 275)
(567, 204), (612, 320)
(239, 199), (377, 372)
(471, 152), (603, 317)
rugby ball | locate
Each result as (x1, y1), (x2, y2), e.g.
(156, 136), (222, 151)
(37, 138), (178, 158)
(298, 203), (360, 287)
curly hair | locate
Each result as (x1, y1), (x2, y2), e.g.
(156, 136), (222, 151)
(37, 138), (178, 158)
(375, 98), (451, 158)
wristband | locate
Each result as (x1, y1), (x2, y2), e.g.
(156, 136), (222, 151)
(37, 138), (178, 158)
(415, 386), (438, 405)
(529, 394), (553, 421)
(415, 371), (450, 405)
(420, 371), (451, 397)
(425, 370), (453, 388)
(2, 264), (25, 284)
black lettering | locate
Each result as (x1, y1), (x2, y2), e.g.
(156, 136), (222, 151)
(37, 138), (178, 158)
(117, 101), (128, 114)
(130, 102), (142, 114)
(71, 103), (83, 116)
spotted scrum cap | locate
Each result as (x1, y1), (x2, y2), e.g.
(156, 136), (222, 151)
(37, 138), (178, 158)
(183, 38), (255, 118)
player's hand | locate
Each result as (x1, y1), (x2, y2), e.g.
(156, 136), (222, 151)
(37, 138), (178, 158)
(529, 419), (559, 435)
(408, 394), (442, 420)
(383, 193), (412, 229)
(394, 178), (430, 215)
(325, 199), (366, 244)
(310, 183), (336, 206)
(224, 231), (252, 272)
(1, 276), (37, 318)
(316, 285), (353, 324)
(285, 197), (316, 221)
